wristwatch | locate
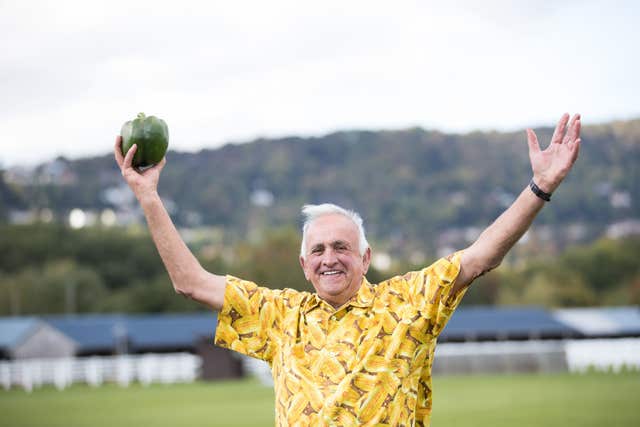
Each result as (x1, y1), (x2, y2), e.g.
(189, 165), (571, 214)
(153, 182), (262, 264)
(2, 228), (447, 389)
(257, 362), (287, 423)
(529, 179), (552, 201)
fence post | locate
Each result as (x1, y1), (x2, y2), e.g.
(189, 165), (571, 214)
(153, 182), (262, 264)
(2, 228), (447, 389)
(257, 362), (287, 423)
(1, 363), (10, 391)
(116, 356), (133, 387)
(53, 359), (72, 391)
(19, 361), (33, 393)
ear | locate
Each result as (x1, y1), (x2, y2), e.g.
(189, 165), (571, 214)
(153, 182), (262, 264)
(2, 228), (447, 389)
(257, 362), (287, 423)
(299, 256), (309, 281)
(362, 247), (372, 274)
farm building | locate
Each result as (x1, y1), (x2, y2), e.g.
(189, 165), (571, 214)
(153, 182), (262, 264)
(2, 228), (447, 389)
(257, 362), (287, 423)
(0, 317), (76, 359)
(1, 306), (639, 390)
(440, 306), (581, 342)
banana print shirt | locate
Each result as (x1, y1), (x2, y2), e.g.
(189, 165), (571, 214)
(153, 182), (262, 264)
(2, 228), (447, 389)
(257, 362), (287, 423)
(215, 251), (467, 427)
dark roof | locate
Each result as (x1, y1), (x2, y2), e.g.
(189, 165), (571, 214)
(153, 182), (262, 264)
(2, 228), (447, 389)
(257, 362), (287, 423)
(44, 314), (127, 352)
(45, 313), (216, 353)
(126, 314), (217, 349)
(7, 304), (636, 355)
(441, 306), (580, 340)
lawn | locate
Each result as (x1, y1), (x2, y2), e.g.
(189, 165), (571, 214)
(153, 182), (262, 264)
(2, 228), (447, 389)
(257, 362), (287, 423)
(1, 372), (638, 426)
(430, 372), (640, 427)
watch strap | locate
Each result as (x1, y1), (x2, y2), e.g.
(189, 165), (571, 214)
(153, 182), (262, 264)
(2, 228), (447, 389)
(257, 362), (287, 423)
(529, 179), (552, 202)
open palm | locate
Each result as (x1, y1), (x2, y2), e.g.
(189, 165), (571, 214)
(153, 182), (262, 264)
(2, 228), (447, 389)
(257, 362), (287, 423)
(526, 113), (581, 194)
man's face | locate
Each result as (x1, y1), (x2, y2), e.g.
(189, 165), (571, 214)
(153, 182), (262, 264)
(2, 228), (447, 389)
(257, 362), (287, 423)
(299, 213), (371, 308)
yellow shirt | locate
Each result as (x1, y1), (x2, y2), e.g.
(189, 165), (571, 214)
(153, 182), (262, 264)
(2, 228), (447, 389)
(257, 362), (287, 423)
(215, 251), (467, 426)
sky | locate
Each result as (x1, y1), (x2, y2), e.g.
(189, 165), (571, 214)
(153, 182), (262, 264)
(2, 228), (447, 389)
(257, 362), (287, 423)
(1, 0), (639, 167)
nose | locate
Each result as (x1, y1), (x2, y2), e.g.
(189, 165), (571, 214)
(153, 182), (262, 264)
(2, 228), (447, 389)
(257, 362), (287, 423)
(321, 248), (338, 266)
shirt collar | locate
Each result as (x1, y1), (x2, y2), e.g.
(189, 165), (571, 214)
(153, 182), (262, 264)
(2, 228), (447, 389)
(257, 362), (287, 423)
(350, 277), (375, 308)
(303, 277), (375, 314)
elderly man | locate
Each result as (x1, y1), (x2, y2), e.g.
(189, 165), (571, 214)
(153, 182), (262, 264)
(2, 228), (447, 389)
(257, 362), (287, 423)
(114, 113), (581, 426)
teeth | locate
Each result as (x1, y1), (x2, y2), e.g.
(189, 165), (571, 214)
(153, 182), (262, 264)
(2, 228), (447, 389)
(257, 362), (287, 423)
(323, 271), (340, 275)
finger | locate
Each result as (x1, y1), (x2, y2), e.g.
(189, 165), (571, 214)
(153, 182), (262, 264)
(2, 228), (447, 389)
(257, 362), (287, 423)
(570, 138), (581, 163)
(576, 117), (582, 140)
(114, 136), (124, 167)
(551, 113), (570, 145)
(123, 144), (137, 170)
(563, 114), (581, 144)
(571, 119), (581, 143)
(526, 129), (541, 154)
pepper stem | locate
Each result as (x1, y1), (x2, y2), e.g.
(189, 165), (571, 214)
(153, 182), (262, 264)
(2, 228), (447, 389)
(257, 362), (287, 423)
(137, 112), (146, 120)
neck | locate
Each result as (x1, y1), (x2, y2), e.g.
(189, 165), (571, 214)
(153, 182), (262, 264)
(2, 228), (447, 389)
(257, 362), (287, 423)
(318, 280), (363, 309)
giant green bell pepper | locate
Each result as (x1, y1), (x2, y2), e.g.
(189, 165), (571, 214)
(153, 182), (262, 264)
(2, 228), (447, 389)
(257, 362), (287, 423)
(120, 112), (169, 167)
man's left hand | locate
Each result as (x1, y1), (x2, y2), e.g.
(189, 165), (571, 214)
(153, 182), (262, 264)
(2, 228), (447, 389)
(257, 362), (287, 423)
(526, 113), (581, 194)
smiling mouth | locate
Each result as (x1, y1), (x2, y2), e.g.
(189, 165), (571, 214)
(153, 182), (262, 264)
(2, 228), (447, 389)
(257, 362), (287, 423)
(321, 270), (343, 276)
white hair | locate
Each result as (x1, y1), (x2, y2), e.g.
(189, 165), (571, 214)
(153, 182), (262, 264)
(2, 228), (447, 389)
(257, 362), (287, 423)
(300, 203), (370, 259)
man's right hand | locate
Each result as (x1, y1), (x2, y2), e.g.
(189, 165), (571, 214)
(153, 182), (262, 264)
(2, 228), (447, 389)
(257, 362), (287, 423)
(114, 136), (166, 202)
(114, 135), (227, 310)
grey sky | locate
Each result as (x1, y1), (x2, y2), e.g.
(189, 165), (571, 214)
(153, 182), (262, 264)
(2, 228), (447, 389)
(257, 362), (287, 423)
(1, 0), (638, 167)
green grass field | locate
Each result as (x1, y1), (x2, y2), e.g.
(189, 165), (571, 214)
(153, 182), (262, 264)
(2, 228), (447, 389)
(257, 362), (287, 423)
(1, 372), (638, 426)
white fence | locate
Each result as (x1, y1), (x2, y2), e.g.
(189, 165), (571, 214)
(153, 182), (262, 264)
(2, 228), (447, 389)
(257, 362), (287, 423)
(433, 340), (568, 374)
(1, 353), (201, 392)
(564, 338), (640, 373)
(433, 338), (640, 375)
(241, 355), (274, 386)
(3, 339), (640, 391)
(242, 338), (640, 386)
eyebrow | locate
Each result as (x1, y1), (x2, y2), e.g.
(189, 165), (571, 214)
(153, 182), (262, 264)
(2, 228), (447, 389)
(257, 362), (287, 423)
(309, 240), (352, 252)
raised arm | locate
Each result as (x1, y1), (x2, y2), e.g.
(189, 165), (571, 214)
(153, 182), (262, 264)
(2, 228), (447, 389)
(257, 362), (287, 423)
(114, 137), (226, 310)
(452, 113), (581, 294)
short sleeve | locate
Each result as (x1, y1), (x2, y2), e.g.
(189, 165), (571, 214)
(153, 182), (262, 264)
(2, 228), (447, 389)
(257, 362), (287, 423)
(410, 250), (468, 337)
(214, 275), (288, 363)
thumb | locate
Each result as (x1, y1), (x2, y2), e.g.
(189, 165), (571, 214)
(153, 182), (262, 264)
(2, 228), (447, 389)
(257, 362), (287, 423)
(123, 144), (137, 169)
